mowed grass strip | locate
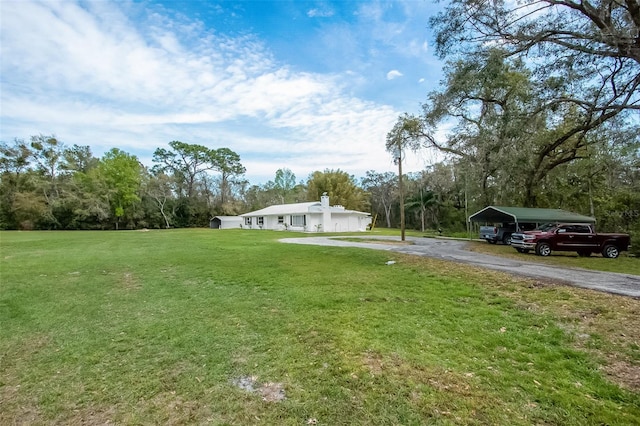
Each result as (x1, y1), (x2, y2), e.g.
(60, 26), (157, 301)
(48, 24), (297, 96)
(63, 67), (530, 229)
(1, 229), (638, 425)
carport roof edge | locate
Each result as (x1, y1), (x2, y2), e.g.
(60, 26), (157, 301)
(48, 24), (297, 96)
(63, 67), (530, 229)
(468, 206), (596, 224)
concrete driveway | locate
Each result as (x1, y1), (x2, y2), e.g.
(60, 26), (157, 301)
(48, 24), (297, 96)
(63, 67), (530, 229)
(280, 236), (640, 298)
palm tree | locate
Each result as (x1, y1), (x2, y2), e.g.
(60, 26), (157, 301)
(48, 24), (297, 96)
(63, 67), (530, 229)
(405, 189), (437, 232)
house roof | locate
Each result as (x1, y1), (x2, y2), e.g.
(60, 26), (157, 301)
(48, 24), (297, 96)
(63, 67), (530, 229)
(331, 210), (370, 216)
(211, 216), (243, 221)
(240, 202), (321, 217)
(240, 201), (371, 217)
(468, 206), (596, 224)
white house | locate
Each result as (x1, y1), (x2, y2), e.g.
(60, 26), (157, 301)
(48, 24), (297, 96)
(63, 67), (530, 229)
(240, 194), (371, 232)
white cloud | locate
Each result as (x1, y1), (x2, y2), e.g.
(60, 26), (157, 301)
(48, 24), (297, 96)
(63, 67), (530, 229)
(0, 1), (428, 183)
(405, 39), (429, 56)
(354, 2), (431, 60)
(386, 70), (403, 80)
(307, 8), (334, 18)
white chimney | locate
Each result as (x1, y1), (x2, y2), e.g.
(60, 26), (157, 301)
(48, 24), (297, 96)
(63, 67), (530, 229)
(321, 192), (330, 232)
(321, 192), (329, 208)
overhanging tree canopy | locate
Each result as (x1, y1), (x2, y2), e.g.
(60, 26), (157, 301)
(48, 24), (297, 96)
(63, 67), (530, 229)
(469, 206), (596, 225)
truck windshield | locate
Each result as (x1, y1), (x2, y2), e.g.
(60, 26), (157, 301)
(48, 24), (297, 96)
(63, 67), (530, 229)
(535, 223), (557, 231)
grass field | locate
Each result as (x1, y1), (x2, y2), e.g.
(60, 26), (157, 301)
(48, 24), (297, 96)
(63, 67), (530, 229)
(1, 229), (639, 425)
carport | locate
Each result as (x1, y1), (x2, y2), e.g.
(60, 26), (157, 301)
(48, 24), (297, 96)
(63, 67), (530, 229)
(468, 206), (596, 229)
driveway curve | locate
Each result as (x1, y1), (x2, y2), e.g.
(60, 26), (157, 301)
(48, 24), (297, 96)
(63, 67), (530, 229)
(280, 236), (640, 298)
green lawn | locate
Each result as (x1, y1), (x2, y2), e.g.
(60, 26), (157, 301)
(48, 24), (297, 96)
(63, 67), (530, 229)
(1, 229), (639, 425)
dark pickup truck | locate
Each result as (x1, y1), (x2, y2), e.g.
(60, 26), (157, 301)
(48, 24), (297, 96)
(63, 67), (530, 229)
(480, 223), (537, 245)
(510, 223), (631, 258)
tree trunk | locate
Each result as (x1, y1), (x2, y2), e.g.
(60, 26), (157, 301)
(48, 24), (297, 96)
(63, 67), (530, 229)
(159, 203), (170, 228)
(382, 200), (392, 228)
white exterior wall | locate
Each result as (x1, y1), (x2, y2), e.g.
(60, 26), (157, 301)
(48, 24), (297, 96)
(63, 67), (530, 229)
(306, 214), (323, 232)
(239, 197), (371, 232)
(265, 215), (280, 230)
(242, 213), (370, 232)
(325, 215), (370, 232)
(220, 219), (242, 229)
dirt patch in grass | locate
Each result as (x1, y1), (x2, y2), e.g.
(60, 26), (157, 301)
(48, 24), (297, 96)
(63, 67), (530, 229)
(59, 392), (212, 425)
(0, 404), (42, 425)
(143, 391), (213, 424)
(54, 405), (119, 426)
(604, 358), (640, 390)
(361, 351), (477, 396)
(120, 271), (141, 290)
(231, 376), (286, 402)
(362, 350), (389, 376)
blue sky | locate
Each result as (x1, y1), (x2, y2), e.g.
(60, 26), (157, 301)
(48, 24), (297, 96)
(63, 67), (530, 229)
(1, 0), (445, 184)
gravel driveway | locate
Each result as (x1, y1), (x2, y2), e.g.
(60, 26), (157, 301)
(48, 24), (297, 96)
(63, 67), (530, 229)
(281, 236), (640, 298)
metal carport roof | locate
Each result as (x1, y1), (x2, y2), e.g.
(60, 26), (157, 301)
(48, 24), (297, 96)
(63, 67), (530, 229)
(468, 206), (596, 224)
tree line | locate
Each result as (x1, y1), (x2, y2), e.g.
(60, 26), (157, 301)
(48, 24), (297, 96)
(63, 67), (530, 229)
(0, 135), (368, 230)
(0, 132), (637, 238)
(0, 134), (457, 232)
(0, 133), (504, 233)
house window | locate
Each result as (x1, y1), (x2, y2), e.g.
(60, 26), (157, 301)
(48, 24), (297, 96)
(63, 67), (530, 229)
(277, 216), (284, 224)
(244, 217), (252, 226)
(291, 215), (306, 226)
(257, 217), (264, 226)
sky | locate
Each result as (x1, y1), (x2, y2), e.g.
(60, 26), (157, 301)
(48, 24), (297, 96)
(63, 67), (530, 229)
(0, 0), (446, 185)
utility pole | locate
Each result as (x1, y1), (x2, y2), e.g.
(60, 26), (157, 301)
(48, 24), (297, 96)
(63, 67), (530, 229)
(465, 171), (469, 239)
(396, 143), (405, 241)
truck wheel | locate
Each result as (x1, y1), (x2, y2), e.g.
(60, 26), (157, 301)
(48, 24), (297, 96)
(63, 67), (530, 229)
(602, 245), (619, 259)
(577, 250), (591, 257)
(502, 234), (512, 245)
(536, 242), (551, 256)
